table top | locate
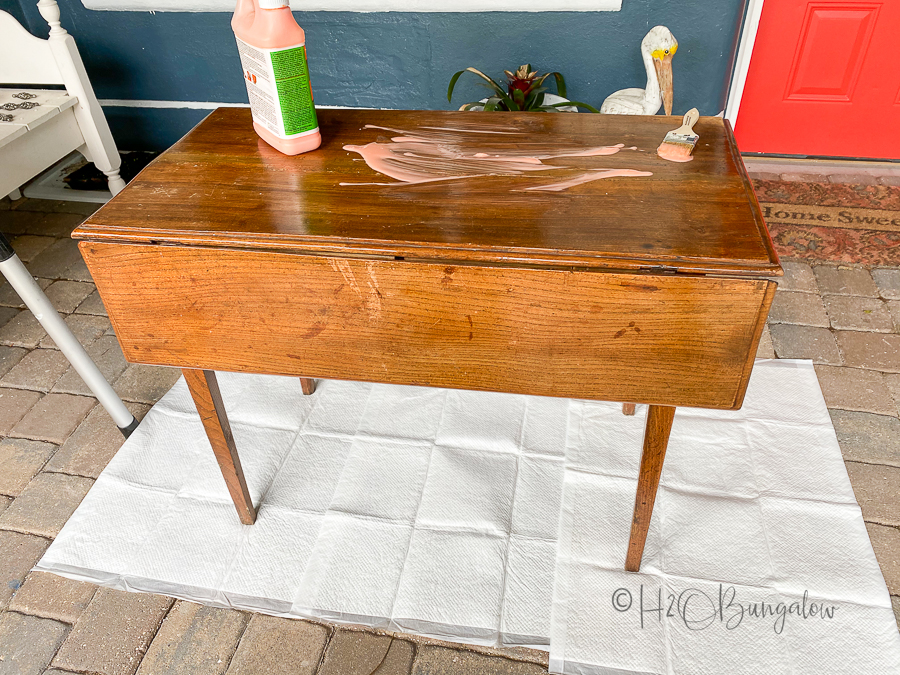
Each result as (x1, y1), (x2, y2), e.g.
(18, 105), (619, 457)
(74, 108), (780, 277)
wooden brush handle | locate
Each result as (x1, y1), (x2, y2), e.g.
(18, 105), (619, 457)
(677, 108), (700, 134)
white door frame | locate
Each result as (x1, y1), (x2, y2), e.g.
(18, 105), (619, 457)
(725, 0), (766, 129)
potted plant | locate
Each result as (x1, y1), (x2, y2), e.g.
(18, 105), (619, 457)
(448, 64), (599, 113)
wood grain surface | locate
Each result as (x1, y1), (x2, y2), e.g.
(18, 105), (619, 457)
(626, 404), (676, 572)
(182, 369), (256, 525)
(82, 242), (775, 410)
(74, 108), (780, 277)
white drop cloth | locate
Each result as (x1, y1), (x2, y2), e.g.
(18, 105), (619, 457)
(550, 360), (900, 674)
(38, 372), (564, 648)
(36, 360), (900, 672)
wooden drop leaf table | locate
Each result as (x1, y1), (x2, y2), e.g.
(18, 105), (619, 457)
(73, 108), (781, 572)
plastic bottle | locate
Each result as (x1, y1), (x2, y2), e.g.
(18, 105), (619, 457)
(232, 0), (321, 155)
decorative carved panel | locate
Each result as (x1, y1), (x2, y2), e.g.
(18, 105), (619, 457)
(785, 3), (879, 102)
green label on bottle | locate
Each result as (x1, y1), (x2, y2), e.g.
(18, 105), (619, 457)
(270, 46), (317, 136)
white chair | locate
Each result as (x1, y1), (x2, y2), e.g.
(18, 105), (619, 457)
(0, 1), (137, 436)
(0, 0), (126, 200)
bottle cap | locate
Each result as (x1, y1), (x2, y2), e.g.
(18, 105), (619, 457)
(257, 0), (290, 7)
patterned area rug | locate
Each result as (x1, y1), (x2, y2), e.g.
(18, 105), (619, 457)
(752, 180), (900, 266)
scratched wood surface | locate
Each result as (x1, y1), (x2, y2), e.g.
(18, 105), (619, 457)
(74, 108), (780, 277)
(81, 242), (776, 410)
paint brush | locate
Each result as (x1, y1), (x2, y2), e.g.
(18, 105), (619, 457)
(657, 108), (700, 162)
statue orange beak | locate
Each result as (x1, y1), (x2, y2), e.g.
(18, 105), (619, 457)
(654, 53), (674, 115)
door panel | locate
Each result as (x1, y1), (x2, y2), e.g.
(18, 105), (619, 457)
(786, 5), (877, 101)
(736, 0), (900, 159)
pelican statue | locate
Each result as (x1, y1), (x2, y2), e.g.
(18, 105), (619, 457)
(600, 26), (677, 115)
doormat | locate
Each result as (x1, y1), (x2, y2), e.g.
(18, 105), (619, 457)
(36, 361), (900, 673)
(753, 179), (900, 266)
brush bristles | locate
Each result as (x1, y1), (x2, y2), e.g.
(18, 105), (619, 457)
(659, 140), (695, 157)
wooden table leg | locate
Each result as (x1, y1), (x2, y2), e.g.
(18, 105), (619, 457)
(622, 403), (636, 415)
(300, 377), (316, 395)
(182, 369), (256, 525)
(625, 404), (675, 572)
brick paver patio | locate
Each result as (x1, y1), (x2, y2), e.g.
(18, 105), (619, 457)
(1, 173), (899, 673)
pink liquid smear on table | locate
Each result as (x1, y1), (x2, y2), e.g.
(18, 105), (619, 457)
(341, 125), (652, 190)
(521, 169), (654, 191)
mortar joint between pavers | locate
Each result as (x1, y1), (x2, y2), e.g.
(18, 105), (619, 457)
(364, 636), (397, 675)
(313, 623), (337, 674)
(845, 457), (900, 468)
(0, 523), (54, 542)
(121, 600), (176, 672)
(40, 467), (98, 479)
(864, 517), (900, 529)
(212, 609), (252, 675)
(0, 381), (57, 394)
(406, 640), (419, 673)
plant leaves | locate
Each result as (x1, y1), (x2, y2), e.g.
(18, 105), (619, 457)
(524, 86), (548, 111)
(483, 96), (502, 112)
(448, 67), (508, 102)
(450, 66), (584, 112)
(552, 72), (567, 98)
(463, 68), (505, 96)
(447, 70), (465, 102)
(553, 99), (600, 113)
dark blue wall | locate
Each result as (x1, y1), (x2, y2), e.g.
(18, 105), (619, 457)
(7, 0), (746, 150)
(1, 0), (27, 24)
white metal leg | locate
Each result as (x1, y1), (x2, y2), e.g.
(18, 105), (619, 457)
(0, 236), (138, 436)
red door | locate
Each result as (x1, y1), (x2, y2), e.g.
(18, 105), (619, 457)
(736, 0), (900, 159)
